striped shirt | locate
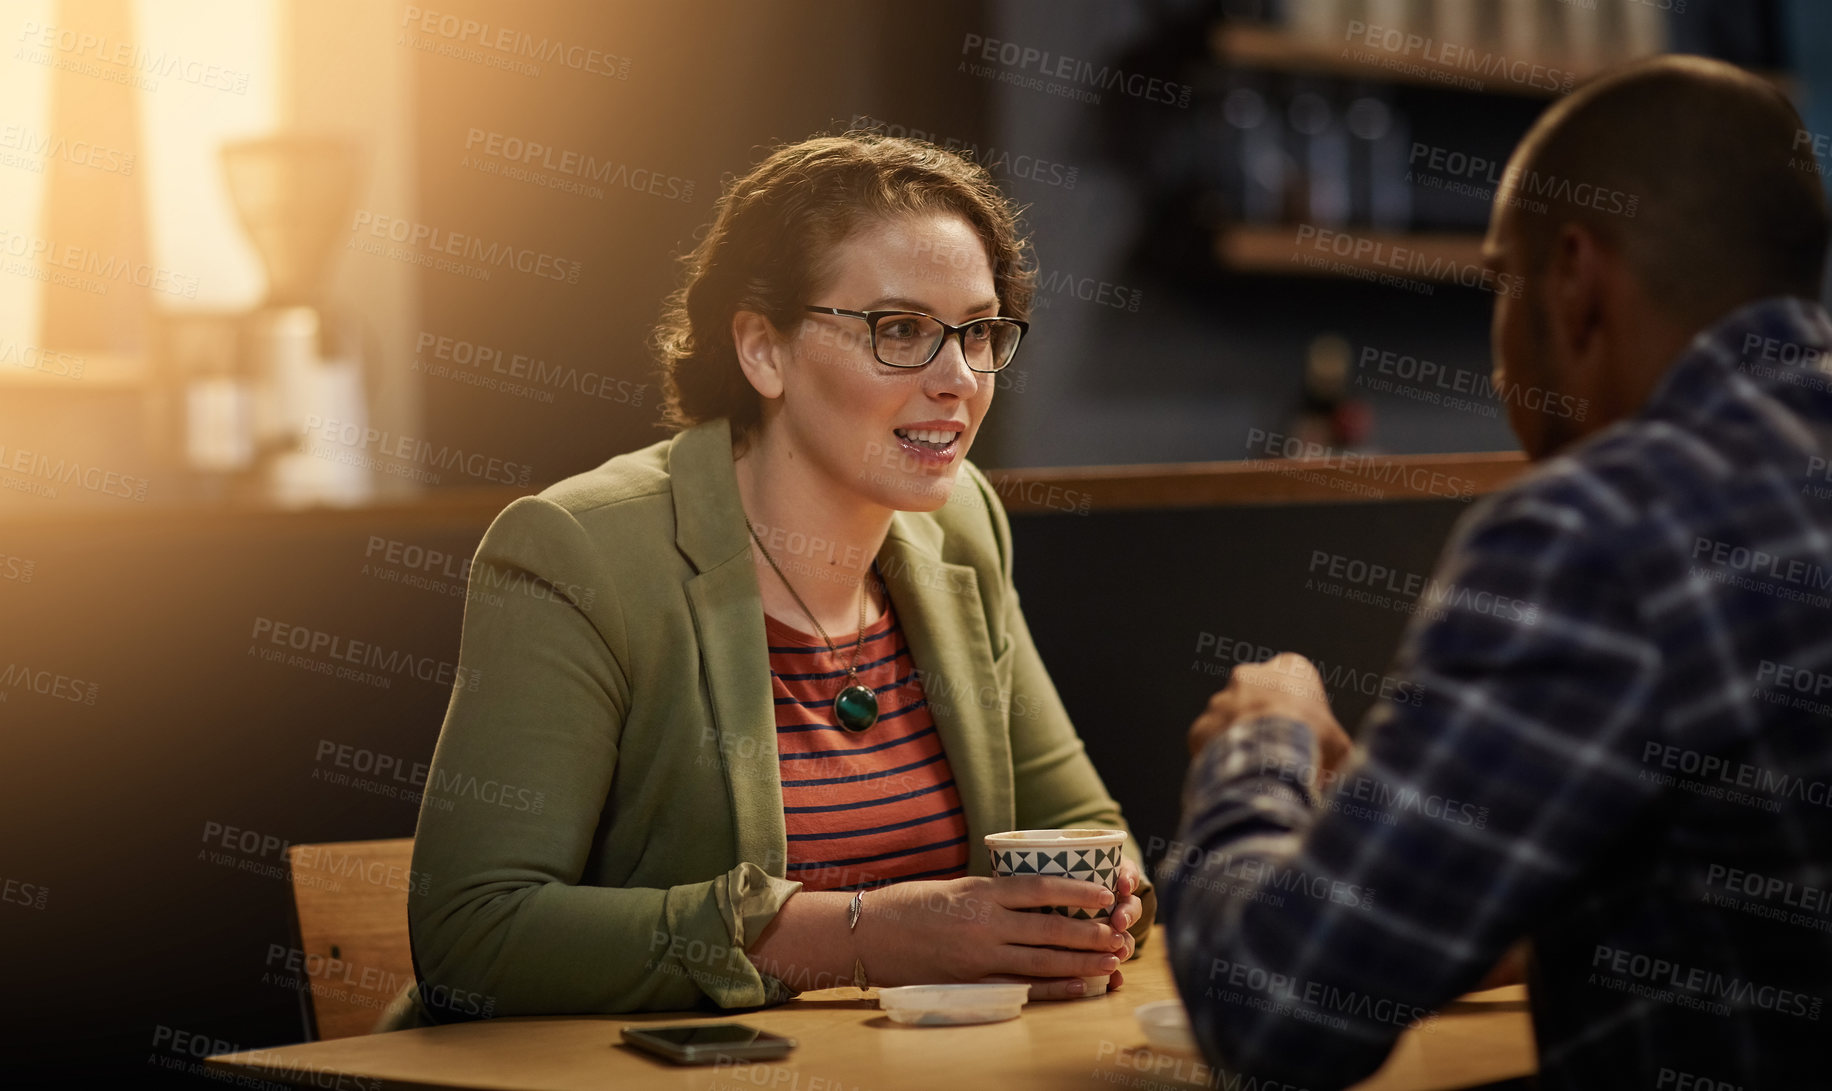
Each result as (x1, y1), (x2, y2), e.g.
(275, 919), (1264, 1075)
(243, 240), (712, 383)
(1163, 297), (1832, 1090)
(767, 586), (970, 892)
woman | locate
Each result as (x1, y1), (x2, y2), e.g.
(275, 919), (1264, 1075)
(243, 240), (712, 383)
(381, 132), (1154, 1028)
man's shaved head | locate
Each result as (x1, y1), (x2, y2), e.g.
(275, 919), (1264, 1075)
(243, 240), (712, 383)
(1502, 55), (1828, 321)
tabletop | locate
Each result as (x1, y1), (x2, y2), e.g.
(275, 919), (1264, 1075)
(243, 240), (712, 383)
(209, 927), (1536, 1091)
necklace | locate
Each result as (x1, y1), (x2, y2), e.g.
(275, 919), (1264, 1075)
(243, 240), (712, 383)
(744, 516), (881, 732)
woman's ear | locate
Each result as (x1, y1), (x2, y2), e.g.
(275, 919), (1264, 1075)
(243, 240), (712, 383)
(732, 310), (788, 401)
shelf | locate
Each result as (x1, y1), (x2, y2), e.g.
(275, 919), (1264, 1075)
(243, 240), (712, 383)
(1212, 23), (1793, 100)
(1215, 225), (1491, 286)
(1211, 22), (1620, 98)
(987, 451), (1528, 511)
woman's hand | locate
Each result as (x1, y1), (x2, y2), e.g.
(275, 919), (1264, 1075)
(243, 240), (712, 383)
(857, 876), (1130, 999)
(990, 860), (1144, 998)
(1100, 857), (1146, 988)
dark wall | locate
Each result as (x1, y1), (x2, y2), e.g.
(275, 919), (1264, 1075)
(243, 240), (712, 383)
(1009, 497), (1475, 861)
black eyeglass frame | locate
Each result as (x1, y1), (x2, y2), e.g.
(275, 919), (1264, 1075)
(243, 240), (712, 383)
(802, 306), (1029, 373)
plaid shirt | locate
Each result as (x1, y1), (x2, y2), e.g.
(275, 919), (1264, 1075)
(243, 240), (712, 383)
(1162, 297), (1832, 1091)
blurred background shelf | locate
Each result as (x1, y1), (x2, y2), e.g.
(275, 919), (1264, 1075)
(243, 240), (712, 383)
(1212, 22), (1589, 98)
(1214, 226), (1488, 282)
(1211, 21), (1790, 100)
(989, 451), (1527, 510)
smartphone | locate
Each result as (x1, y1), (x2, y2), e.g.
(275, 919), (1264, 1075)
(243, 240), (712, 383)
(621, 1022), (798, 1065)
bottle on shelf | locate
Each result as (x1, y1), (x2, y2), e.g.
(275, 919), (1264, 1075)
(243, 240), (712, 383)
(1289, 79), (1352, 226)
(1497, 0), (1541, 59)
(1534, 0), (1568, 63)
(1284, 0), (1364, 42)
(1224, 71), (1292, 224)
(1621, 0), (1667, 59)
(1344, 82), (1411, 230)
(1286, 333), (1372, 453)
(1558, 0), (1608, 72)
(1433, 0), (1478, 51)
(1364, 0), (1421, 34)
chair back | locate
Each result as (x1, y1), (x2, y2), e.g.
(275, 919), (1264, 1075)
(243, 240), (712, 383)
(284, 837), (417, 1040)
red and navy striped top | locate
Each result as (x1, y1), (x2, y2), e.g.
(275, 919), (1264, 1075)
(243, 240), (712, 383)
(766, 585), (970, 892)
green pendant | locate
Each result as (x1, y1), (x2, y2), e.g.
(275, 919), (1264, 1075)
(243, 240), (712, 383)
(835, 682), (879, 732)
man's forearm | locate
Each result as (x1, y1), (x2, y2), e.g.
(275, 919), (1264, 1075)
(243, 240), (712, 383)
(1183, 715), (1325, 825)
(1161, 715), (1401, 1089)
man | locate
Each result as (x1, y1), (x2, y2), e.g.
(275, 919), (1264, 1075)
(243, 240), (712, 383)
(1164, 55), (1832, 1089)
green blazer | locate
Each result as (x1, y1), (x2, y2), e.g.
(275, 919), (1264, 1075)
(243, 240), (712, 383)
(380, 418), (1154, 1029)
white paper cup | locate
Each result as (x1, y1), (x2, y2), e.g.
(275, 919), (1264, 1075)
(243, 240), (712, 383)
(985, 828), (1127, 997)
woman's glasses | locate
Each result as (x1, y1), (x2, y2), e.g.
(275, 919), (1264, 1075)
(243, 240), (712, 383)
(803, 306), (1027, 372)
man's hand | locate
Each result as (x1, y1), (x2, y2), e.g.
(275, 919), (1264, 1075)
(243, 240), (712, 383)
(1188, 653), (1353, 789)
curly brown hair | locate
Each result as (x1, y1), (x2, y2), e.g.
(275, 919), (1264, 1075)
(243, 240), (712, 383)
(654, 130), (1035, 436)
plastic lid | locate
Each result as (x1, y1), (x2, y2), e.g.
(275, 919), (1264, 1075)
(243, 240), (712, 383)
(876, 983), (1030, 1026)
(1134, 999), (1199, 1055)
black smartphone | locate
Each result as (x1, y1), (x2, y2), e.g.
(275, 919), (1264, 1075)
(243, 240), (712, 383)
(620, 1022), (798, 1065)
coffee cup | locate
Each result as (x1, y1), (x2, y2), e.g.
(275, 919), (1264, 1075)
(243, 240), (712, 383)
(984, 828), (1126, 997)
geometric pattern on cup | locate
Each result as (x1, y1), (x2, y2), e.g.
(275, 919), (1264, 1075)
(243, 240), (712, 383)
(988, 845), (1122, 920)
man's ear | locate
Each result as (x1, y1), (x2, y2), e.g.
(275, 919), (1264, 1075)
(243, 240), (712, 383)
(732, 310), (788, 401)
(1546, 221), (1610, 375)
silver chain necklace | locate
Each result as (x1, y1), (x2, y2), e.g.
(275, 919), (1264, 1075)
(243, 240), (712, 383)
(745, 516), (881, 732)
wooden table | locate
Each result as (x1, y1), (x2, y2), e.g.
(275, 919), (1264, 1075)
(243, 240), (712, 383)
(209, 928), (1535, 1091)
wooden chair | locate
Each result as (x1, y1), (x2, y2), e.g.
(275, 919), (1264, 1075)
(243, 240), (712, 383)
(283, 838), (417, 1040)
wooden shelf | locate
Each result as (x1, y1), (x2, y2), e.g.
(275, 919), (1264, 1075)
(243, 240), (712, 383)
(1212, 23), (1792, 100)
(1215, 225), (1491, 285)
(986, 451), (1528, 511)
(1212, 22), (1611, 98)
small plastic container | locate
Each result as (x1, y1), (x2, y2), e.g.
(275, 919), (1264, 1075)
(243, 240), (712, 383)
(876, 984), (1031, 1026)
(1133, 999), (1200, 1055)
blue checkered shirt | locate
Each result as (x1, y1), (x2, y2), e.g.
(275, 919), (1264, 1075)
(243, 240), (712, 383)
(1163, 297), (1832, 1090)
